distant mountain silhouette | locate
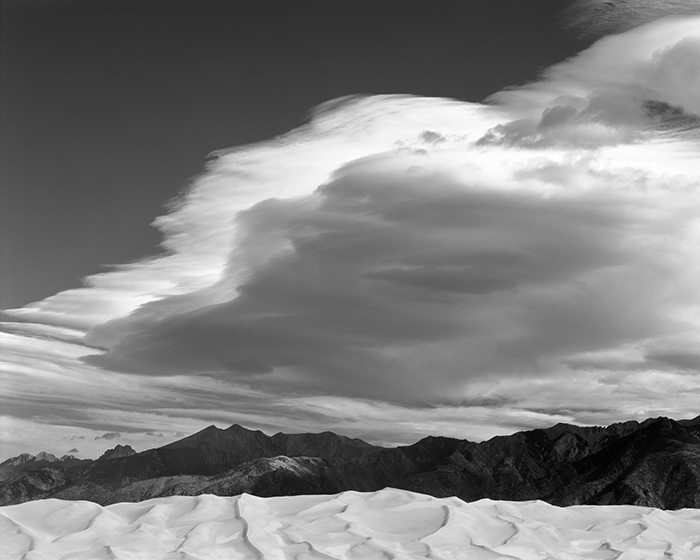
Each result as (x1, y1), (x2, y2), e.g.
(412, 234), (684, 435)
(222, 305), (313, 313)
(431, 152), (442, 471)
(2, 416), (699, 508)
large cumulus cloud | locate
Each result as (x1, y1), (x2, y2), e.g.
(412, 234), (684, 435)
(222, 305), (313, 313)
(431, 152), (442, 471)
(86, 147), (699, 405)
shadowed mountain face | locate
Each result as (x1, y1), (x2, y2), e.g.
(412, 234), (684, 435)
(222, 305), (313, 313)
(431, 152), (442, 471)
(1, 416), (699, 508)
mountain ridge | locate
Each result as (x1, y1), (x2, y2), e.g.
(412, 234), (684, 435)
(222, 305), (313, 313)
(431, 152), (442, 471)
(0, 451), (70, 466)
(2, 415), (699, 509)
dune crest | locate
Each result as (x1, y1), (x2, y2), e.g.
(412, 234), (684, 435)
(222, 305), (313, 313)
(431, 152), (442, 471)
(1, 488), (699, 559)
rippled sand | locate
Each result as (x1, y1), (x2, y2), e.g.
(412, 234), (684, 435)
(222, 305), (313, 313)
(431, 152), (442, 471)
(2, 488), (699, 559)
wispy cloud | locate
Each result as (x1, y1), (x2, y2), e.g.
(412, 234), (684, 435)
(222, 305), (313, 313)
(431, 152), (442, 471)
(94, 432), (121, 441)
(2, 15), (700, 458)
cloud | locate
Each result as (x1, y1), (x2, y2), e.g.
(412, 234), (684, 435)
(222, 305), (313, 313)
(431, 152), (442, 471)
(642, 36), (700, 115)
(478, 92), (648, 147)
(85, 148), (700, 406)
(68, 448), (79, 453)
(95, 432), (121, 440)
(563, 0), (700, 40)
(2, 14), (700, 457)
(481, 16), (700, 148)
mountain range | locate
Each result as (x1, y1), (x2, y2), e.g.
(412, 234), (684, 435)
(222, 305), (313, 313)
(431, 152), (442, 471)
(2, 415), (699, 509)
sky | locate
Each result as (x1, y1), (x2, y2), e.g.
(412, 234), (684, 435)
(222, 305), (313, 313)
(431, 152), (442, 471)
(1, 0), (700, 459)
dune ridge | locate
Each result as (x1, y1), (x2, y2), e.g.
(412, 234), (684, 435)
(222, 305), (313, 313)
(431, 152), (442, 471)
(1, 488), (699, 559)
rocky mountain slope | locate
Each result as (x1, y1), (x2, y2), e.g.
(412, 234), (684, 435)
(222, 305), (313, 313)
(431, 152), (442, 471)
(2, 416), (698, 509)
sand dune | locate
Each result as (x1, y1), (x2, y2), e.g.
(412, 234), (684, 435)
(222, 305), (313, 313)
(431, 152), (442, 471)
(1, 489), (699, 559)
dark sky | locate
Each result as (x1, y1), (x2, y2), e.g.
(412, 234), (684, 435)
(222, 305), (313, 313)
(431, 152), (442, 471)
(0, 0), (580, 309)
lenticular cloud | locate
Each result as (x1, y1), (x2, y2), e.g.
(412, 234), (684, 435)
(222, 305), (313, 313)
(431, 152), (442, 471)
(3, 16), (700, 442)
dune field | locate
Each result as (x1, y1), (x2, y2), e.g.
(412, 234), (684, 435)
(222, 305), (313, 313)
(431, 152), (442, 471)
(1, 489), (699, 559)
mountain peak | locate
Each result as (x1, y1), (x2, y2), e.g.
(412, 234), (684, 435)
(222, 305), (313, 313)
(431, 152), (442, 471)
(34, 451), (59, 462)
(161, 424), (227, 451)
(226, 423), (261, 434)
(1, 452), (58, 466)
(97, 444), (136, 461)
(1, 453), (33, 466)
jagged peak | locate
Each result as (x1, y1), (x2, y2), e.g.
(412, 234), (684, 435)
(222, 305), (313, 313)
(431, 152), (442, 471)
(1, 451), (59, 466)
(98, 444), (137, 461)
(35, 451), (58, 462)
(1, 453), (35, 466)
(639, 416), (677, 430)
